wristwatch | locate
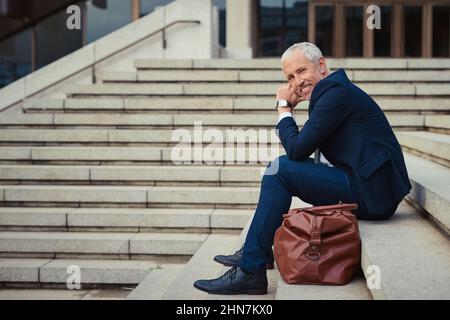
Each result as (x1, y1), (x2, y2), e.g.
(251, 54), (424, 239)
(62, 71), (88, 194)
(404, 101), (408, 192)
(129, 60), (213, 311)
(275, 99), (292, 110)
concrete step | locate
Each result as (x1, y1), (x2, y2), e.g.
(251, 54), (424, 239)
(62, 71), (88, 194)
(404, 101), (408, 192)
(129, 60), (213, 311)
(0, 146), (285, 165)
(351, 70), (450, 82)
(396, 131), (450, 167)
(0, 125), (335, 143)
(0, 112), (431, 143)
(0, 258), (178, 286)
(425, 115), (450, 131)
(0, 231), (207, 257)
(125, 263), (185, 299)
(133, 58), (450, 70)
(160, 233), (241, 299)
(359, 200), (450, 299)
(23, 97), (450, 113)
(0, 207), (252, 231)
(0, 129), (112, 143)
(0, 146), (164, 163)
(0, 131), (285, 148)
(0, 128), (280, 144)
(0, 165), (262, 186)
(52, 113), (280, 127)
(98, 69), (450, 83)
(274, 272), (372, 300)
(0, 113), (427, 129)
(51, 113), (175, 126)
(65, 83), (436, 97)
(405, 153), (450, 235)
(0, 185), (260, 207)
(0, 288), (131, 300)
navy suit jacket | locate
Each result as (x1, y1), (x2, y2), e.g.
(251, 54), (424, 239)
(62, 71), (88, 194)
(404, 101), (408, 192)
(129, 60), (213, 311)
(276, 69), (412, 218)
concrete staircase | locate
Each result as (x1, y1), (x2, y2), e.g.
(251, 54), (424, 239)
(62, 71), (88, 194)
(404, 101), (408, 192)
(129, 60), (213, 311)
(0, 58), (449, 299)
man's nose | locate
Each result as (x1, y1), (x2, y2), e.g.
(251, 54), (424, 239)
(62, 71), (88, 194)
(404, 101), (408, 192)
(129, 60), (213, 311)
(294, 74), (305, 87)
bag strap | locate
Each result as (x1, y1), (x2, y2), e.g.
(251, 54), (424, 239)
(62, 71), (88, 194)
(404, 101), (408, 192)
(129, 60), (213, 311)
(306, 215), (321, 261)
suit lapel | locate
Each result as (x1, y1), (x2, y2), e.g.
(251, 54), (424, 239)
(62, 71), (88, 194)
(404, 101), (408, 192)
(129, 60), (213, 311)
(308, 69), (346, 116)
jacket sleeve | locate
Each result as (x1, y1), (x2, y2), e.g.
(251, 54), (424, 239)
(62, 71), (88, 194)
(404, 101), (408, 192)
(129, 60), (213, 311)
(276, 83), (351, 161)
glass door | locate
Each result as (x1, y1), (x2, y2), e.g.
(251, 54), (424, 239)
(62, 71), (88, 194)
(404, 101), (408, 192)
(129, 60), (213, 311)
(258, 0), (308, 57)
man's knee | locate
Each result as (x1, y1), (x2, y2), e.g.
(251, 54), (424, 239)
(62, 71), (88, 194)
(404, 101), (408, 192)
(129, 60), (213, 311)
(264, 155), (289, 176)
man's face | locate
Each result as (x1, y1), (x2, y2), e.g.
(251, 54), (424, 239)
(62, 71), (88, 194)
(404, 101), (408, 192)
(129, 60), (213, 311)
(281, 49), (329, 101)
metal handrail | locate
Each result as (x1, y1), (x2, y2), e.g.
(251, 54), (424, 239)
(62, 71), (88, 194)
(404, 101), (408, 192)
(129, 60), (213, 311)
(97, 19), (201, 66)
(2, 19), (201, 112)
(92, 19), (201, 82)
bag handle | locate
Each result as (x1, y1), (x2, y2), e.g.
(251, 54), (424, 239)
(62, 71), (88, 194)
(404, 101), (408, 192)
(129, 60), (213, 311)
(297, 201), (358, 215)
(282, 202), (358, 218)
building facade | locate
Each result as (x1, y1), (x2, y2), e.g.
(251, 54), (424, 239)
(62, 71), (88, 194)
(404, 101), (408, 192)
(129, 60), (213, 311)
(0, 0), (449, 87)
(229, 0), (450, 58)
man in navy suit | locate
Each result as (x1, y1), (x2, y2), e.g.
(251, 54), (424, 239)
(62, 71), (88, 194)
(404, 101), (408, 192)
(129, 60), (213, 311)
(193, 42), (411, 295)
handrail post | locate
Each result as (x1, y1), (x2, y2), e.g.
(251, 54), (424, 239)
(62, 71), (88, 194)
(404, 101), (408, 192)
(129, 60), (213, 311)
(162, 28), (167, 49)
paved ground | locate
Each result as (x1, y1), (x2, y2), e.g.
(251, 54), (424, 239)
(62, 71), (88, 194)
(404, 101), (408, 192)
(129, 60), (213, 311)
(0, 288), (133, 300)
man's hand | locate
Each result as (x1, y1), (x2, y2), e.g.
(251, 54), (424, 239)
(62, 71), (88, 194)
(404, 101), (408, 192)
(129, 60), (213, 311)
(276, 83), (305, 112)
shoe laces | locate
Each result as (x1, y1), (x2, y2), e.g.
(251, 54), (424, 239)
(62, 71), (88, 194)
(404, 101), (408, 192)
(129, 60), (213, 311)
(223, 266), (238, 280)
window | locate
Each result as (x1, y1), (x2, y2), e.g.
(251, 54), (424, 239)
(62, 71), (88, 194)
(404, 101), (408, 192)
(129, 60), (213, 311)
(315, 5), (333, 57)
(86, 0), (132, 43)
(35, 7), (83, 69)
(213, 0), (226, 48)
(0, 29), (32, 88)
(0, 0), (140, 88)
(259, 0), (308, 57)
(139, 0), (171, 17)
(404, 6), (422, 57)
(374, 5), (391, 57)
(433, 5), (450, 57)
(345, 6), (363, 57)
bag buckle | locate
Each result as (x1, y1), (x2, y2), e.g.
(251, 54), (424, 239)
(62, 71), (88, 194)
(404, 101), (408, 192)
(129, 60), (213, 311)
(306, 249), (321, 261)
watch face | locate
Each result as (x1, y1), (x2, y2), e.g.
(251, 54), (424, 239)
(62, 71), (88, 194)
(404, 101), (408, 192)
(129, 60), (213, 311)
(278, 100), (288, 107)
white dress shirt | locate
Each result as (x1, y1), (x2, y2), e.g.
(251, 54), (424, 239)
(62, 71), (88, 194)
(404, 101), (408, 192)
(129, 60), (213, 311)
(278, 112), (293, 123)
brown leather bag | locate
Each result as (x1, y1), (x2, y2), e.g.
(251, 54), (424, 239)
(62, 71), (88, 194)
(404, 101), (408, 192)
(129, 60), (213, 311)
(274, 202), (361, 285)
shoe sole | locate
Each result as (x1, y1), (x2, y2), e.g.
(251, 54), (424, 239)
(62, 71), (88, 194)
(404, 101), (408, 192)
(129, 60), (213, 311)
(193, 283), (268, 295)
(213, 258), (275, 270)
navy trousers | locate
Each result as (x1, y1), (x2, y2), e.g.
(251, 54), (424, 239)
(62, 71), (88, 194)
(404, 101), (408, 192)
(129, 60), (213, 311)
(239, 155), (366, 273)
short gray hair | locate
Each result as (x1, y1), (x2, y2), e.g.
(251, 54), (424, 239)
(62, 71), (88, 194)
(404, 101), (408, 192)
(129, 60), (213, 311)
(281, 42), (323, 64)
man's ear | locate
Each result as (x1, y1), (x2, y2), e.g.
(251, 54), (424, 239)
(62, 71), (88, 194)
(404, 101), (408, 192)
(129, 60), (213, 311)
(318, 57), (327, 75)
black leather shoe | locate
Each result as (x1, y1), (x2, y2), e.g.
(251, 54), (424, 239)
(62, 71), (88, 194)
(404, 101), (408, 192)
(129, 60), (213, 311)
(213, 247), (275, 270)
(193, 267), (268, 295)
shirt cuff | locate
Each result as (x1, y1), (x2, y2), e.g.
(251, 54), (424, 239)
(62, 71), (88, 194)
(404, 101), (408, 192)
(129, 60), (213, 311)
(278, 112), (293, 124)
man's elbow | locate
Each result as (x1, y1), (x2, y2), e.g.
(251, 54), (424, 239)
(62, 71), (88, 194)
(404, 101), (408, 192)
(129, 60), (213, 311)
(285, 146), (309, 162)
